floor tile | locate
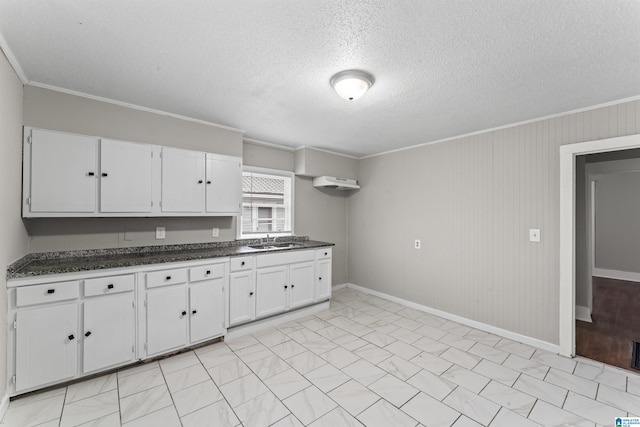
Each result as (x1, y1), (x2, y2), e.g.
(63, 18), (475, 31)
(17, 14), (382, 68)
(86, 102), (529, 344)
(309, 406), (363, 427)
(117, 365), (165, 398)
(479, 380), (536, 417)
(247, 353), (292, 380)
(272, 339), (308, 360)
(377, 355), (421, 381)
(163, 363), (209, 393)
(287, 350), (328, 374)
(272, 414), (304, 427)
(171, 379), (223, 417)
(305, 363), (351, 392)
(234, 391), (290, 427)
(66, 373), (117, 404)
(440, 321), (473, 337)
(219, 372), (269, 407)
(264, 368), (312, 400)
(283, 386), (338, 425)
(412, 336), (450, 355)
(440, 347), (481, 370)
(501, 354), (549, 380)
(512, 374), (568, 407)
(196, 344), (238, 368)
(489, 407), (541, 427)
(527, 400), (593, 427)
(464, 330), (502, 347)
(207, 357), (251, 385)
(119, 384), (173, 424)
(443, 386), (500, 426)
(235, 343), (274, 363)
(158, 350), (200, 374)
(122, 406), (180, 427)
(563, 390), (621, 425)
(253, 327), (290, 347)
(573, 362), (627, 390)
(316, 325), (350, 341)
(2, 393), (65, 427)
(362, 331), (397, 347)
(384, 340), (422, 360)
(411, 352), (454, 375)
(321, 346), (360, 369)
(471, 359), (519, 387)
(60, 389), (119, 427)
(494, 339), (536, 359)
(354, 343), (393, 365)
(342, 359), (387, 386)
(401, 392), (460, 427)
(452, 415), (483, 427)
(116, 361), (159, 379)
(357, 399), (418, 427)
(441, 365), (490, 393)
(225, 334), (260, 351)
(180, 399), (240, 427)
(407, 369), (457, 401)
(301, 317), (331, 331)
(414, 324), (448, 340)
(368, 374), (419, 407)
(544, 367), (598, 399)
(393, 328), (423, 344)
(440, 333), (476, 352)
(530, 349), (577, 374)
(328, 379), (380, 416)
(468, 342), (509, 364)
(597, 383), (640, 414)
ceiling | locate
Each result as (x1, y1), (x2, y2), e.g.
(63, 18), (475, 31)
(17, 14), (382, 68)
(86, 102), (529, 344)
(1, 1), (639, 158)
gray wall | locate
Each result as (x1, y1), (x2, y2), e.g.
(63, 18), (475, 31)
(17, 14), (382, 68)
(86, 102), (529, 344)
(23, 86), (245, 251)
(594, 170), (640, 273)
(347, 100), (640, 345)
(0, 51), (29, 401)
(243, 141), (349, 285)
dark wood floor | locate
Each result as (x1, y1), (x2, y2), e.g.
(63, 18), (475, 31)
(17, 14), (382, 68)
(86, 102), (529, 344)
(576, 276), (640, 372)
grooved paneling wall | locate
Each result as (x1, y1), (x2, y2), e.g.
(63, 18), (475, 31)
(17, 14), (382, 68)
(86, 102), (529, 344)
(0, 50), (29, 402)
(347, 100), (640, 345)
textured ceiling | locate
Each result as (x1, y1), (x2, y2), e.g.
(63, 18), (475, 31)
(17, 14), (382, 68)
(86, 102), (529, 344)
(1, 0), (639, 157)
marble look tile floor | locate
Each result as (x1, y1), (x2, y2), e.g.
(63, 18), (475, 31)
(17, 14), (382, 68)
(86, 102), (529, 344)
(3, 287), (640, 427)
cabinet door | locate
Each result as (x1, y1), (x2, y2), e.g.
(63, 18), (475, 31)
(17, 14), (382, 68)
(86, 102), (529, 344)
(190, 279), (225, 343)
(255, 266), (288, 318)
(83, 293), (135, 373)
(229, 270), (255, 326)
(146, 286), (188, 356)
(161, 147), (205, 212)
(316, 259), (332, 301)
(16, 303), (78, 392)
(290, 262), (315, 309)
(205, 154), (241, 214)
(29, 129), (97, 213)
(100, 139), (154, 213)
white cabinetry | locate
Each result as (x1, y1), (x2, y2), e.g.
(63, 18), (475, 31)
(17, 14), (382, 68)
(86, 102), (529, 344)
(26, 128), (98, 214)
(205, 153), (242, 214)
(256, 266), (289, 318)
(228, 257), (255, 326)
(189, 264), (226, 343)
(290, 261), (315, 309)
(315, 248), (332, 301)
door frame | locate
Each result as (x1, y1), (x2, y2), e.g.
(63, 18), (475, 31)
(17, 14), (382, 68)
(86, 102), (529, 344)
(559, 133), (640, 357)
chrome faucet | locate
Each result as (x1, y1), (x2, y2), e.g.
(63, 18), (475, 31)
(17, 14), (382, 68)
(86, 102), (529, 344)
(262, 234), (275, 244)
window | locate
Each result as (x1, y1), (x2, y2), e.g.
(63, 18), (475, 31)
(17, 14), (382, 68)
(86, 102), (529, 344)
(239, 167), (293, 238)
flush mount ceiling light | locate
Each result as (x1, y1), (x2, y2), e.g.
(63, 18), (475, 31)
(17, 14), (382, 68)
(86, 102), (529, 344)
(330, 69), (375, 101)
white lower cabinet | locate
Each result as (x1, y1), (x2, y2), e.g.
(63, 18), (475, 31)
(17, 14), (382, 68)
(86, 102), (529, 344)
(289, 261), (315, 309)
(15, 303), (78, 392)
(190, 279), (225, 343)
(256, 266), (289, 318)
(146, 285), (189, 356)
(83, 293), (136, 373)
(315, 248), (332, 301)
(228, 256), (255, 326)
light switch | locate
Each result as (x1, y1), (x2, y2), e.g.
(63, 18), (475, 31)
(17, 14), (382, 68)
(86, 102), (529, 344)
(212, 228), (219, 237)
(529, 228), (540, 243)
(156, 227), (166, 239)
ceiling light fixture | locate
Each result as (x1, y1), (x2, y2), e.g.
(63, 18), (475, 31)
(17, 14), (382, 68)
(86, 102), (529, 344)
(330, 70), (375, 101)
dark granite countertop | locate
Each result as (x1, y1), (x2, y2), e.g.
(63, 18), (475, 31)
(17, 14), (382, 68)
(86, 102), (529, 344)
(7, 237), (334, 280)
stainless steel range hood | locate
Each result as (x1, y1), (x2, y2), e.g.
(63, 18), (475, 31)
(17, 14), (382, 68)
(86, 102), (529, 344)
(312, 176), (360, 190)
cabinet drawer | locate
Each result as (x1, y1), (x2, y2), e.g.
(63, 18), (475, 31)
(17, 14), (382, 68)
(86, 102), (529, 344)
(190, 264), (225, 282)
(230, 256), (254, 272)
(257, 250), (315, 268)
(16, 281), (80, 307)
(84, 274), (134, 296)
(146, 268), (187, 288)
(316, 248), (332, 260)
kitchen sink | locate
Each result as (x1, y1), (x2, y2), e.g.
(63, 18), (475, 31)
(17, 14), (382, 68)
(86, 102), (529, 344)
(248, 242), (304, 250)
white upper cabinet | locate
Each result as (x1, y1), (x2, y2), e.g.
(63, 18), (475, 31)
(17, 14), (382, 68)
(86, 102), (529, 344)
(161, 147), (205, 213)
(23, 127), (242, 217)
(100, 139), (154, 213)
(205, 153), (241, 215)
(26, 128), (98, 214)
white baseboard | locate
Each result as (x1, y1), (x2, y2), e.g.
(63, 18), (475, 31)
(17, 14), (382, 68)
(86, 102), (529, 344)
(225, 302), (330, 339)
(593, 268), (640, 283)
(0, 392), (9, 422)
(346, 283), (561, 354)
(332, 283), (348, 291)
(575, 305), (592, 323)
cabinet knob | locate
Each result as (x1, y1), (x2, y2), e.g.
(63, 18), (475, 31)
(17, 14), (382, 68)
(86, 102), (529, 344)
(166, 276), (171, 280)
(198, 180), (203, 184)
(284, 285), (288, 289)
(206, 180), (212, 184)
(181, 311), (187, 316)
(205, 270), (211, 275)
(192, 310), (197, 315)
(68, 334), (75, 341)
(101, 172), (108, 177)
(47, 289), (55, 294)
(324, 252), (328, 256)
(107, 284), (114, 289)
(87, 172), (95, 176)
(291, 284), (295, 288)
(318, 277), (322, 281)
(241, 261), (245, 266)
(249, 292), (254, 296)
(84, 331), (92, 337)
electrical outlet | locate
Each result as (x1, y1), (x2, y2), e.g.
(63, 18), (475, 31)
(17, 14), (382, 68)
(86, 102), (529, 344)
(123, 231), (133, 241)
(414, 239), (421, 249)
(156, 226), (165, 239)
(212, 227), (219, 237)
(529, 228), (540, 242)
